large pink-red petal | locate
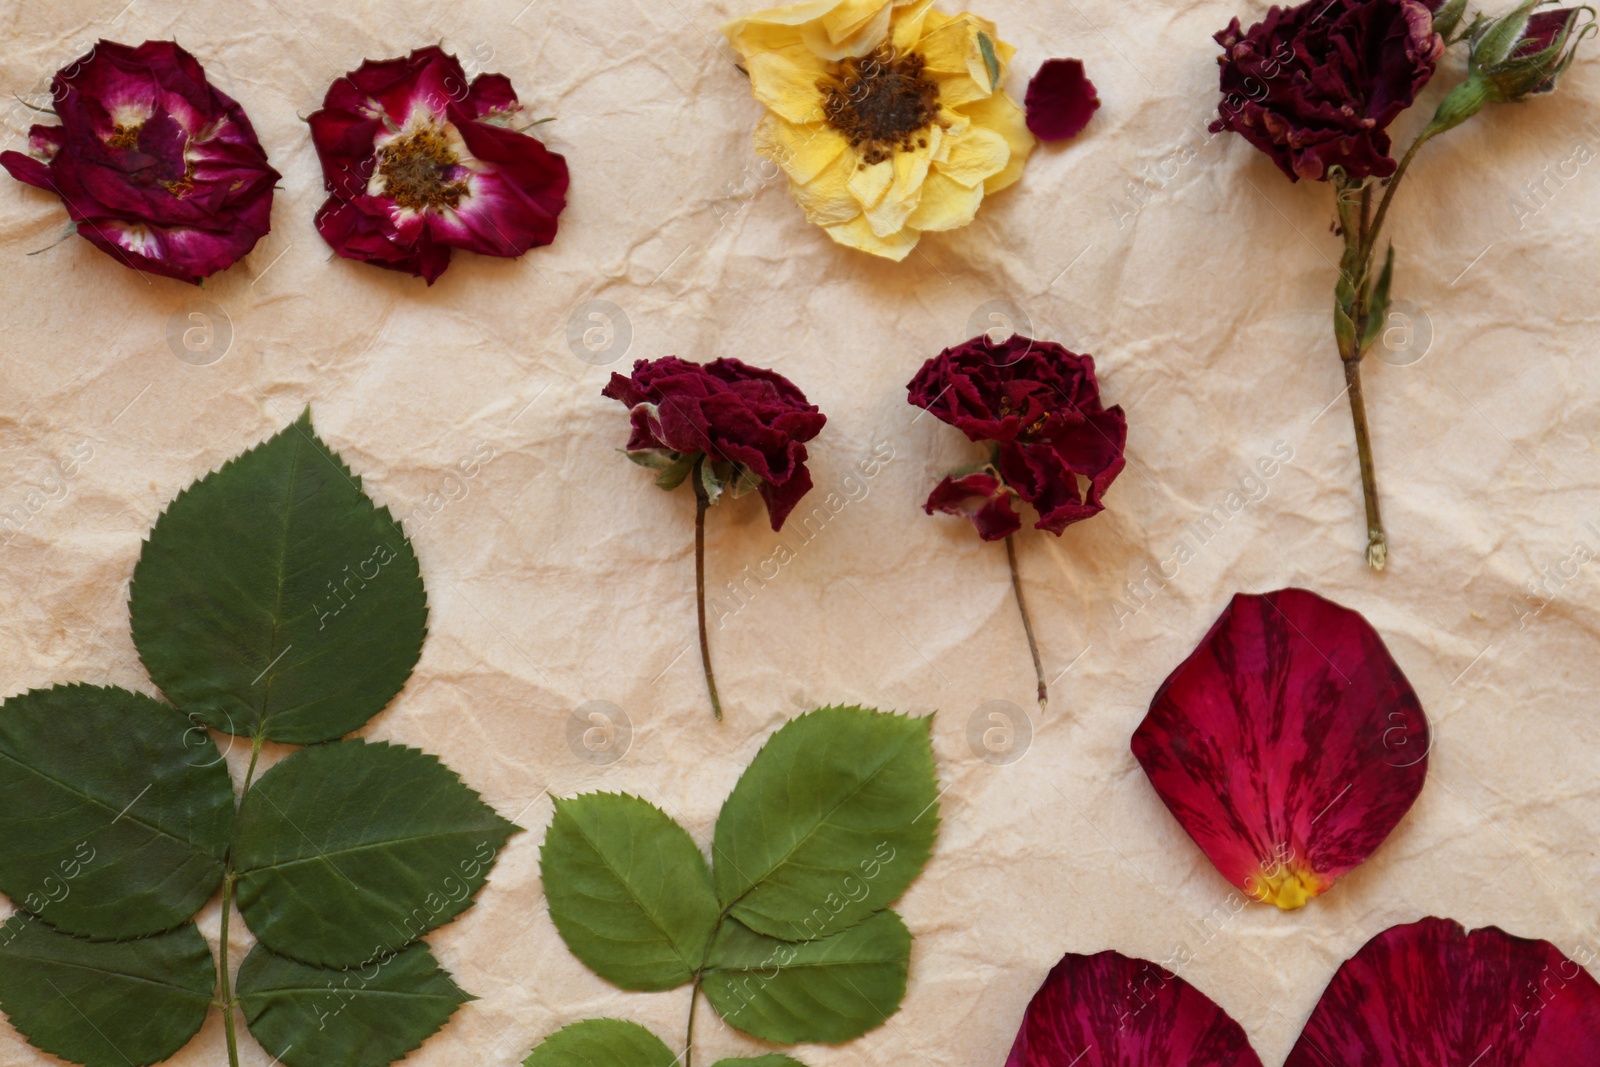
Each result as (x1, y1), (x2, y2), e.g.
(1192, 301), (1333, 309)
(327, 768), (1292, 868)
(1131, 588), (1429, 909)
(1025, 59), (1101, 142)
(1286, 918), (1600, 1065)
(1007, 950), (1264, 1067)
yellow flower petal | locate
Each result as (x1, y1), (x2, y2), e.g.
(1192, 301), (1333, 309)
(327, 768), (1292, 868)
(959, 90), (1034, 193)
(905, 170), (984, 231)
(863, 125), (940, 236)
(848, 158), (894, 208)
(825, 214), (922, 260)
(917, 11), (994, 79)
(754, 113), (849, 185)
(932, 71), (993, 108)
(790, 144), (863, 226)
(746, 51), (832, 125)
(890, 0), (937, 51)
(936, 124), (1008, 188)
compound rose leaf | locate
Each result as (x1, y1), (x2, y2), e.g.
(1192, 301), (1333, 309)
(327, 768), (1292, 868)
(1285, 917), (1600, 1066)
(540, 792), (719, 992)
(234, 740), (516, 968)
(701, 910), (910, 1045)
(238, 941), (470, 1067)
(1006, 949), (1263, 1067)
(0, 917), (214, 1067)
(524, 1018), (678, 1067)
(1131, 588), (1429, 909)
(712, 706), (938, 941)
(0, 685), (233, 940)
(130, 409), (427, 745)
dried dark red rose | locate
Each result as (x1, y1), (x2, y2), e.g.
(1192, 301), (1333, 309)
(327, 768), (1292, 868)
(603, 356), (826, 532)
(908, 334), (1126, 539)
(1132, 588), (1429, 909)
(1209, 0), (1444, 181)
(1007, 950), (1264, 1067)
(308, 47), (568, 284)
(1286, 918), (1600, 1065)
(1024, 59), (1101, 142)
(0, 40), (279, 284)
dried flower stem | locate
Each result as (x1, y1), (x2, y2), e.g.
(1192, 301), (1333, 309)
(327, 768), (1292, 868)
(1005, 534), (1047, 713)
(218, 732), (264, 1067)
(691, 456), (723, 721)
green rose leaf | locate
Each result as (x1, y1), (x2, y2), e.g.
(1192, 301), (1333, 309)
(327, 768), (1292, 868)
(712, 706), (938, 941)
(238, 941), (470, 1067)
(129, 410), (428, 745)
(702, 910), (911, 1045)
(0, 916), (214, 1067)
(524, 1018), (678, 1067)
(0, 685), (233, 940)
(710, 1058), (808, 1067)
(540, 792), (718, 992)
(234, 740), (516, 968)
(977, 30), (1001, 90)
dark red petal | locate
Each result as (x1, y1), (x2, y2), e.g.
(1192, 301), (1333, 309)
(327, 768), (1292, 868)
(1025, 59), (1101, 142)
(1007, 950), (1264, 1067)
(466, 72), (520, 118)
(1, 150), (52, 190)
(924, 472), (1021, 541)
(1131, 589), (1429, 909)
(1286, 918), (1600, 1065)
(315, 194), (451, 283)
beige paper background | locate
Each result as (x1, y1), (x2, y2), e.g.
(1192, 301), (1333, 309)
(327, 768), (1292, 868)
(2, 0), (1599, 1063)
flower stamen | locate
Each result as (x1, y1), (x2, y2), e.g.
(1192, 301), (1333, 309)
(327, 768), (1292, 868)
(822, 46), (940, 166)
(106, 124), (142, 150)
(377, 125), (469, 210)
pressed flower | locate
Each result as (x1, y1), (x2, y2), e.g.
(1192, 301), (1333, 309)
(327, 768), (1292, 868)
(1024, 59), (1100, 142)
(1007, 950), (1264, 1067)
(1286, 918), (1600, 1064)
(604, 357), (826, 720)
(909, 333), (1125, 710)
(1, 40), (279, 285)
(309, 47), (568, 284)
(722, 0), (1036, 261)
(1131, 589), (1429, 910)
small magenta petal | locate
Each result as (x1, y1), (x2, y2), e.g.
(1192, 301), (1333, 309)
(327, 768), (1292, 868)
(925, 472), (1022, 541)
(1, 150), (52, 190)
(1286, 918), (1600, 1065)
(1007, 950), (1264, 1067)
(1024, 59), (1101, 142)
(1131, 588), (1429, 909)
(466, 72), (520, 118)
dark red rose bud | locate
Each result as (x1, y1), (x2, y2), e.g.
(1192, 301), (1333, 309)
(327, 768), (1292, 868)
(0, 40), (279, 284)
(1208, 0), (1444, 181)
(1006, 950), (1264, 1067)
(1286, 919), (1600, 1065)
(1024, 59), (1101, 142)
(308, 47), (568, 284)
(908, 334), (1126, 536)
(603, 357), (826, 532)
(925, 471), (1022, 541)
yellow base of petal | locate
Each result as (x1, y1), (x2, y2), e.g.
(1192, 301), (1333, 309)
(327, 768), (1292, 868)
(1247, 863), (1331, 911)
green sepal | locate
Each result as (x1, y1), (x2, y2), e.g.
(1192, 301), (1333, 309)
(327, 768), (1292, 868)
(540, 792), (719, 992)
(656, 453), (698, 490)
(233, 740), (517, 968)
(1361, 244), (1396, 354)
(524, 1018), (678, 1067)
(977, 31), (1001, 90)
(0, 685), (233, 940)
(1472, 0), (1540, 68)
(238, 941), (471, 1067)
(1432, 0), (1469, 40)
(129, 409), (428, 745)
(0, 916), (214, 1067)
(702, 911), (911, 1045)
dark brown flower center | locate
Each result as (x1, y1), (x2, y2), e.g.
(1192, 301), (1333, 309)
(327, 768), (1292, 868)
(378, 126), (468, 210)
(822, 46), (939, 167)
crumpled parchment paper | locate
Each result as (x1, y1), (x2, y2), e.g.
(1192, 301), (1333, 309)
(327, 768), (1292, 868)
(1, 0), (1598, 1064)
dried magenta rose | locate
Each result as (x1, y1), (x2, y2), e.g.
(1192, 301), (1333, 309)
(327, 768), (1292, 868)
(1007, 950), (1263, 1067)
(603, 356), (826, 532)
(908, 333), (1126, 539)
(1, 40), (279, 284)
(1024, 59), (1101, 142)
(1287, 918), (1600, 1064)
(308, 47), (568, 284)
(1208, 0), (1444, 181)
(1131, 588), (1429, 909)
